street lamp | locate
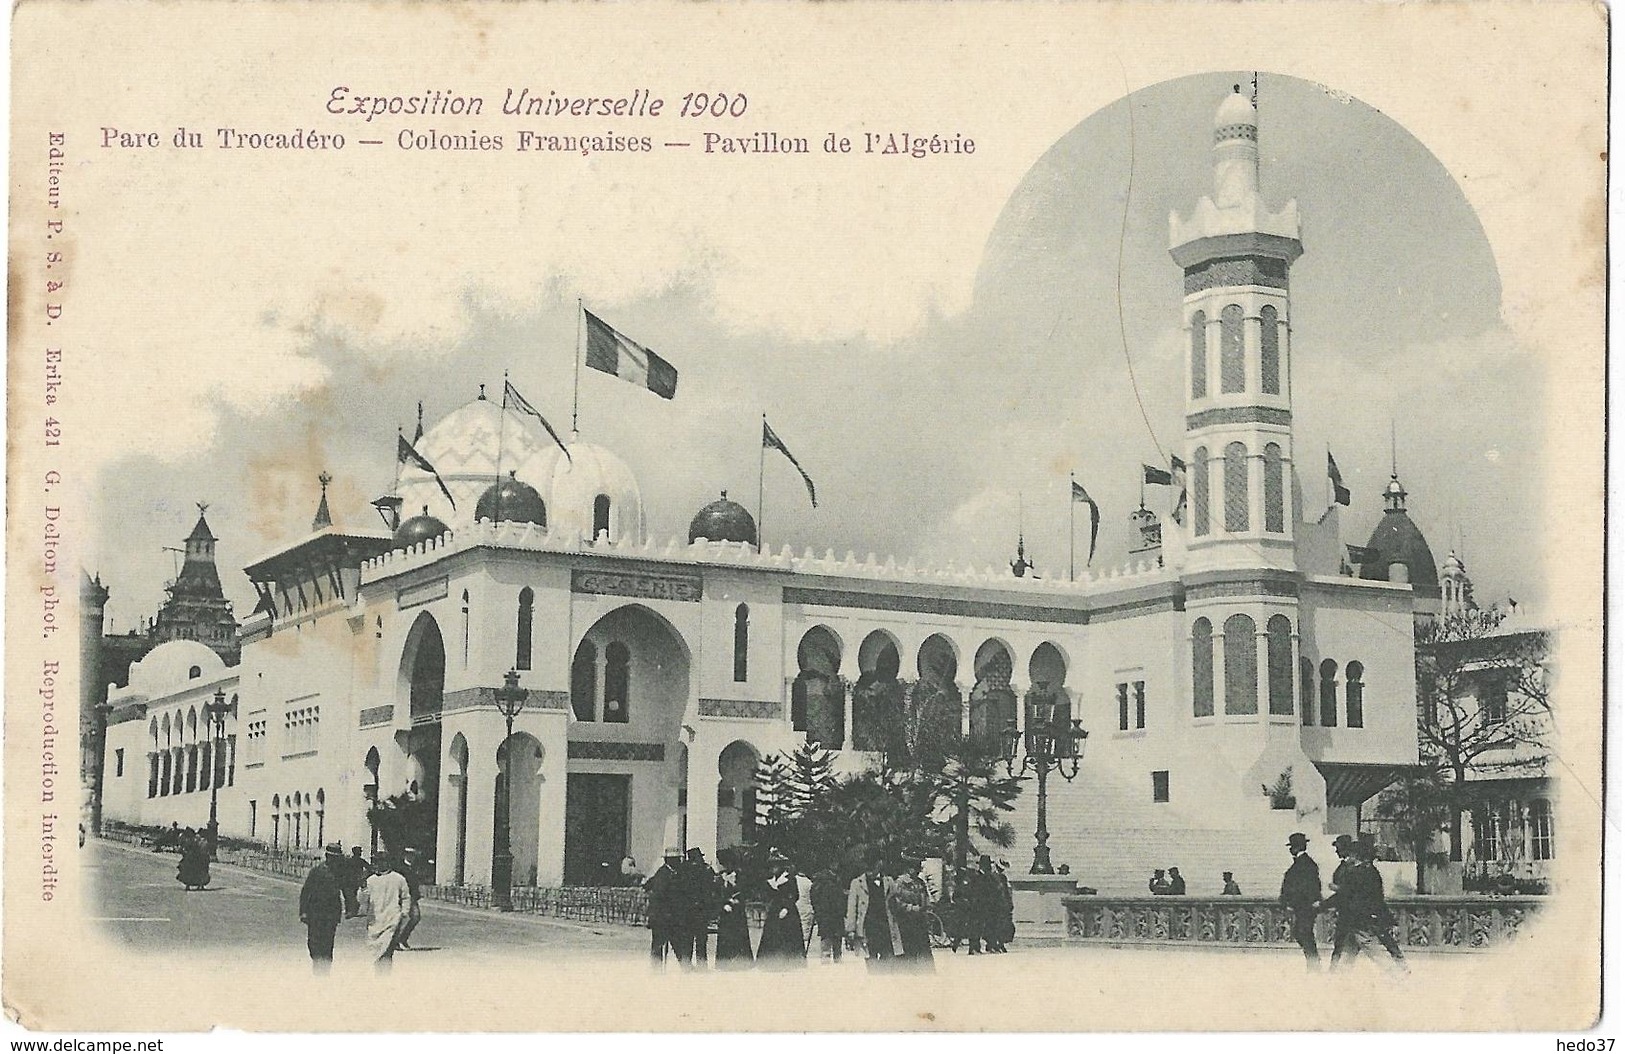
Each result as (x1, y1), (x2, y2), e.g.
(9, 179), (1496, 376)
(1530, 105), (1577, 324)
(491, 669), (528, 911)
(203, 687), (236, 860)
(1002, 693), (1087, 875)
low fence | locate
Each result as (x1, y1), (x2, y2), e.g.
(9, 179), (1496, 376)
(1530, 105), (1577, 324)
(427, 883), (649, 926)
(1063, 895), (1542, 951)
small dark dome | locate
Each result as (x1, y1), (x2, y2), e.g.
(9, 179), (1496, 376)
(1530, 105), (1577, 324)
(688, 490), (757, 546)
(475, 471), (547, 528)
(394, 506), (449, 548)
(1358, 511), (1439, 597)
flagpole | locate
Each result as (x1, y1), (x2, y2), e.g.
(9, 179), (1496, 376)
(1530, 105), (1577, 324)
(394, 425), (404, 493)
(1069, 472), (1076, 582)
(572, 299), (584, 436)
(496, 369), (509, 484)
(757, 413), (767, 552)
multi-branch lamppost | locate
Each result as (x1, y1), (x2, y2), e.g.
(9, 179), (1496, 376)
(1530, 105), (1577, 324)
(203, 687), (236, 860)
(491, 669), (528, 912)
(1002, 695), (1088, 875)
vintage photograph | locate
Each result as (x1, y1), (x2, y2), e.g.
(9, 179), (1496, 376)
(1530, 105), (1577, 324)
(4, 1), (1606, 1037)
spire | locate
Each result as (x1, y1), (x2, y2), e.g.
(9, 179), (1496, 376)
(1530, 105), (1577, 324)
(1384, 422), (1407, 512)
(311, 471), (334, 531)
(413, 401), (425, 443)
(186, 502), (215, 543)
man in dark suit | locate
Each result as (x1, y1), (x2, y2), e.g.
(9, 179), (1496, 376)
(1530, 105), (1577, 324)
(1279, 832), (1322, 968)
(299, 844), (348, 974)
(1324, 841), (1409, 974)
(1325, 834), (1357, 964)
(643, 847), (691, 969)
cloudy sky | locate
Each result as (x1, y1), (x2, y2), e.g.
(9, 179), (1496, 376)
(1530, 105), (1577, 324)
(85, 70), (1540, 632)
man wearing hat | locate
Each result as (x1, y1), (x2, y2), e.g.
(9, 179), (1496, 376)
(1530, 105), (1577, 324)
(643, 847), (691, 968)
(1325, 833), (1359, 964)
(1279, 832), (1323, 967)
(298, 844), (348, 974)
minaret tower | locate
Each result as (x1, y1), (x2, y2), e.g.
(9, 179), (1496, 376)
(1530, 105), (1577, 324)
(1171, 84), (1302, 572)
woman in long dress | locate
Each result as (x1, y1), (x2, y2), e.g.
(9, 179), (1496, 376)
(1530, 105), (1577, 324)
(175, 830), (211, 891)
(889, 860), (936, 972)
(755, 859), (806, 968)
(713, 850), (754, 969)
(365, 854), (412, 973)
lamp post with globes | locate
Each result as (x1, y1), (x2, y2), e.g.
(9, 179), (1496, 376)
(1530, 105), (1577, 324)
(1001, 693), (1087, 875)
(492, 669), (528, 911)
(203, 687), (236, 860)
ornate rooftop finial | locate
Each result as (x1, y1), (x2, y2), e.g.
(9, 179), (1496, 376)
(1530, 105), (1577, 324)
(311, 472), (334, 531)
(478, 384), (487, 401)
(1010, 532), (1033, 578)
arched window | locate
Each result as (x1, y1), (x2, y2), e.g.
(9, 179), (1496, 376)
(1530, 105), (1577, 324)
(1224, 442), (1250, 532)
(1300, 656), (1314, 726)
(1319, 659), (1339, 727)
(199, 741), (212, 791)
(1345, 661), (1365, 728)
(147, 753), (159, 799)
(1189, 310), (1207, 398)
(516, 588), (534, 671)
(593, 495), (611, 539)
(1267, 615), (1294, 715)
(1220, 304), (1245, 393)
(571, 641), (597, 722)
(315, 789), (326, 847)
(603, 642), (630, 724)
(1223, 614), (1258, 715)
(1260, 305), (1281, 394)
(1193, 447), (1211, 537)
(1264, 443), (1285, 533)
(271, 794), (281, 848)
(733, 604), (749, 683)
(188, 665), (202, 680)
(1191, 618), (1214, 718)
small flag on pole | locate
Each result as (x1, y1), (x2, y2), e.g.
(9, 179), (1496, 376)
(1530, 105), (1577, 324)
(397, 435), (457, 510)
(763, 419), (817, 507)
(1071, 480), (1100, 565)
(583, 309), (679, 399)
(1143, 464), (1174, 486)
(504, 380), (571, 463)
(1327, 452), (1352, 506)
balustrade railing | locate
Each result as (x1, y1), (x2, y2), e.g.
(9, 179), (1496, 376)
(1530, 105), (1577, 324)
(1063, 895), (1541, 951)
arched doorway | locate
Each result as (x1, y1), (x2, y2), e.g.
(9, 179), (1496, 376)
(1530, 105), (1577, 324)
(496, 732), (545, 887)
(717, 740), (759, 852)
(853, 630), (905, 753)
(911, 634), (962, 764)
(565, 604), (691, 885)
(390, 613), (444, 875)
(363, 747), (382, 854)
(793, 626), (844, 747)
(1027, 641), (1073, 731)
(970, 639), (1017, 742)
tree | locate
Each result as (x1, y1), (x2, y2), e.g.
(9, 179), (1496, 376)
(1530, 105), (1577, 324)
(1371, 768), (1455, 893)
(365, 791), (435, 859)
(781, 739), (838, 816)
(1414, 608), (1551, 862)
(926, 732), (1023, 871)
(751, 752), (795, 853)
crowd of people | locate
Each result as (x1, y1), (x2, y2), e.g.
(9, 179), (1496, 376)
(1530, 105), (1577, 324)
(644, 845), (1013, 973)
(298, 843), (425, 974)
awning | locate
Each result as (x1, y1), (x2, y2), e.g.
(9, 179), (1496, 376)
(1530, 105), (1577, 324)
(1313, 762), (1424, 807)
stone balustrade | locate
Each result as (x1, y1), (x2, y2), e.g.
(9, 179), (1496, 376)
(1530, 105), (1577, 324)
(1063, 894), (1542, 951)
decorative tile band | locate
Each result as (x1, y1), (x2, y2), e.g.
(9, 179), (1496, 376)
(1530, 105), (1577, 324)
(442, 686), (571, 712)
(699, 698), (783, 720)
(568, 741), (666, 762)
(358, 705), (394, 728)
(572, 567), (702, 603)
(397, 575), (449, 610)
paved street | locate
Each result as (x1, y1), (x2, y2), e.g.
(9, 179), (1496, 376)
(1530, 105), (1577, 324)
(86, 838), (647, 971)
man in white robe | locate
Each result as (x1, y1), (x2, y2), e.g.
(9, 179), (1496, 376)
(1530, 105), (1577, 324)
(365, 853), (412, 973)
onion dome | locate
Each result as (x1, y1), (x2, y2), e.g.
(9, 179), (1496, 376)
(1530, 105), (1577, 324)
(688, 490), (758, 546)
(398, 390), (565, 528)
(394, 505), (450, 548)
(1214, 84), (1257, 132)
(1356, 474), (1439, 597)
(475, 470), (547, 528)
